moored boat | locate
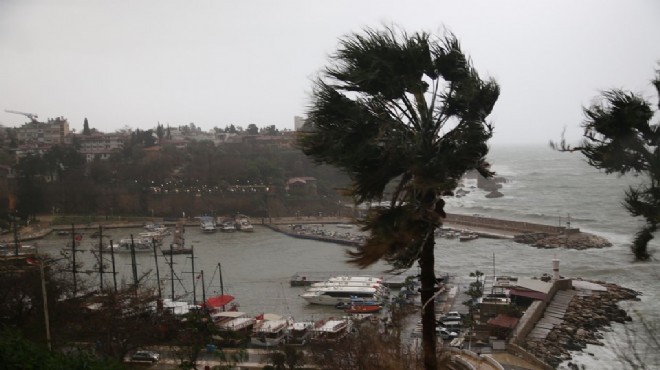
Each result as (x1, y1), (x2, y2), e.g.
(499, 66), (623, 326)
(326, 276), (382, 284)
(217, 217), (237, 232)
(285, 320), (315, 346)
(211, 311), (256, 347)
(234, 214), (254, 232)
(310, 318), (351, 343)
(251, 313), (292, 347)
(344, 304), (382, 314)
(459, 232), (479, 242)
(200, 216), (217, 233)
(107, 238), (153, 253)
(300, 286), (386, 306)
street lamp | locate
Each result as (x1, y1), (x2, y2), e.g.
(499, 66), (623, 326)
(265, 187), (271, 224)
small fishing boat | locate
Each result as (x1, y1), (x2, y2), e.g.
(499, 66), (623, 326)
(459, 232), (479, 242)
(345, 304), (382, 314)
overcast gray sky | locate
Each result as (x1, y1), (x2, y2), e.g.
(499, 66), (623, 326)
(1, 0), (659, 144)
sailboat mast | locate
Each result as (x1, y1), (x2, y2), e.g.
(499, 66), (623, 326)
(190, 246), (197, 306)
(218, 262), (225, 312)
(201, 270), (206, 304)
(110, 239), (117, 293)
(129, 234), (138, 292)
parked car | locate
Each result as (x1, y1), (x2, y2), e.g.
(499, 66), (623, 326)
(130, 350), (160, 363)
(439, 311), (462, 322)
(436, 327), (459, 340)
(440, 320), (463, 333)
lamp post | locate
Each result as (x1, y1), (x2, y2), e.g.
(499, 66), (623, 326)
(265, 187), (271, 224)
(12, 211), (19, 256)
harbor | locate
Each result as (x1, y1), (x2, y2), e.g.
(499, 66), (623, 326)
(0, 212), (644, 369)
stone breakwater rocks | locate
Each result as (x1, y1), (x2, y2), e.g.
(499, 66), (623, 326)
(525, 281), (640, 368)
(514, 232), (612, 250)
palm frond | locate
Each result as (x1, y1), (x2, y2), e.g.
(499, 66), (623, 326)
(348, 205), (432, 269)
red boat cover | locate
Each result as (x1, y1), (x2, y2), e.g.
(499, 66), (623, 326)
(205, 295), (235, 309)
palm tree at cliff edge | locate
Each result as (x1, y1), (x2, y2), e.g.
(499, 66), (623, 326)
(297, 25), (500, 370)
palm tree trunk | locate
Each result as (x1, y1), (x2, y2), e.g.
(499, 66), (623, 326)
(419, 232), (437, 370)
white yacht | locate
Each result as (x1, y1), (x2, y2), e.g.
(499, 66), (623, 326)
(108, 238), (153, 253)
(300, 286), (385, 306)
(200, 217), (217, 233)
(326, 276), (382, 284)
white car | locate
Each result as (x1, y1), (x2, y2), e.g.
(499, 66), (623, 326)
(436, 327), (459, 340)
(130, 350), (160, 363)
(440, 311), (462, 321)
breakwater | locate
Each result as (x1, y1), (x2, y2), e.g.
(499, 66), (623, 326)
(263, 223), (364, 247)
(445, 213), (576, 235)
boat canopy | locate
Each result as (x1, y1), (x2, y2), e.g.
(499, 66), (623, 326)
(205, 294), (235, 309)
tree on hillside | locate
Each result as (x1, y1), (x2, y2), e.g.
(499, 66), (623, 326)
(0, 328), (123, 370)
(553, 68), (660, 260)
(297, 26), (499, 370)
(156, 123), (165, 143)
(83, 117), (91, 135)
(246, 123), (259, 135)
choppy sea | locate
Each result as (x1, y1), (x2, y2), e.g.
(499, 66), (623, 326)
(35, 144), (659, 369)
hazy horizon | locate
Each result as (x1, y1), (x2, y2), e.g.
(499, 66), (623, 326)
(1, 0), (659, 145)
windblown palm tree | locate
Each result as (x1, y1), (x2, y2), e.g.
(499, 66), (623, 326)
(555, 68), (660, 260)
(298, 26), (499, 370)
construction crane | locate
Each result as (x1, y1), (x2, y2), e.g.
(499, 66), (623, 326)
(5, 109), (38, 122)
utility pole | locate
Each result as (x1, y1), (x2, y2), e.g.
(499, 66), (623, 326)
(98, 226), (104, 291)
(71, 224), (77, 297)
(39, 255), (52, 351)
(152, 239), (162, 300)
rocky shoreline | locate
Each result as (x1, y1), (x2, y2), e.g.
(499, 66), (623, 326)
(514, 232), (612, 250)
(524, 280), (640, 368)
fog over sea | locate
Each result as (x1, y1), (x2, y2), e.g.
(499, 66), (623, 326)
(36, 144), (658, 369)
